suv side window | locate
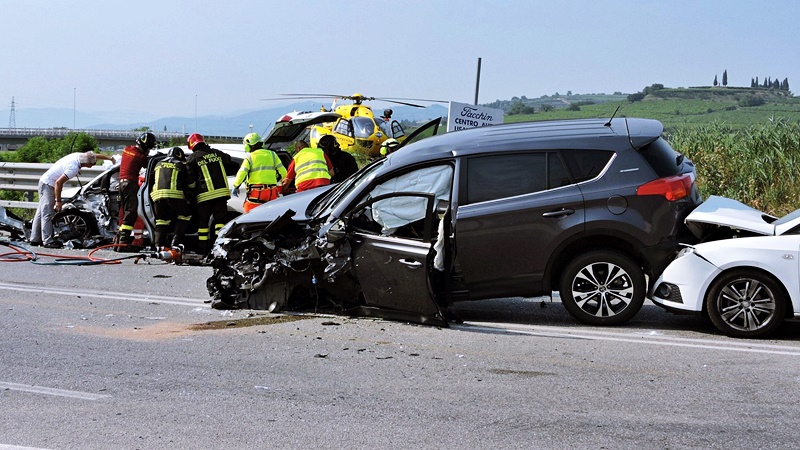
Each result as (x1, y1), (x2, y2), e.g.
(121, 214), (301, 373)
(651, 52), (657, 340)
(352, 164), (453, 240)
(560, 149), (613, 183)
(466, 152), (568, 204)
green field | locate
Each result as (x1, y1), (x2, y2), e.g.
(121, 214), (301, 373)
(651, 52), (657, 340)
(504, 87), (800, 132)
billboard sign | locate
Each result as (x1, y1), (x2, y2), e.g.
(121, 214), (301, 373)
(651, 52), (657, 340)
(446, 101), (504, 132)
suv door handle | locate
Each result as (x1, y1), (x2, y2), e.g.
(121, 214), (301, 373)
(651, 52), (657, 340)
(542, 208), (575, 218)
(399, 259), (423, 268)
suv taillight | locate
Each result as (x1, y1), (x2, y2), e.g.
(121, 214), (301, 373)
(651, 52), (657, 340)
(636, 173), (694, 201)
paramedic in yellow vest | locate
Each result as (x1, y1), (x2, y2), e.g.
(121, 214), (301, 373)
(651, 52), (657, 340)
(150, 147), (195, 249)
(282, 139), (334, 193)
(231, 133), (287, 213)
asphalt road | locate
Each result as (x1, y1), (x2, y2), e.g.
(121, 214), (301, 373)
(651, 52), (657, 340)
(1, 245), (800, 449)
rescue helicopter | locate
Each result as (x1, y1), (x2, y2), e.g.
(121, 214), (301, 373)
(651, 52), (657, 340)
(265, 93), (444, 157)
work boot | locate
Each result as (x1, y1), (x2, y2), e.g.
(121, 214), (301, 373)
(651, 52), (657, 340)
(114, 234), (136, 253)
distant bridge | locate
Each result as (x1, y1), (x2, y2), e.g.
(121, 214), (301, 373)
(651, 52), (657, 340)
(0, 128), (240, 151)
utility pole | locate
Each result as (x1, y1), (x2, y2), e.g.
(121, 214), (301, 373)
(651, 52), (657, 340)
(474, 57), (482, 105)
(8, 97), (16, 128)
(73, 88), (76, 129)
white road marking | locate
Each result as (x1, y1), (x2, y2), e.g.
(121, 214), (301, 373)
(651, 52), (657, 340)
(0, 381), (111, 400)
(458, 322), (800, 356)
(0, 282), (207, 308)
(0, 445), (52, 450)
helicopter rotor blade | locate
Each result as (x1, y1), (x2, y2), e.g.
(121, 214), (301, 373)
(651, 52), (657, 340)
(377, 99), (426, 108)
(260, 93), (448, 107)
(377, 96), (449, 104)
(260, 94), (342, 101)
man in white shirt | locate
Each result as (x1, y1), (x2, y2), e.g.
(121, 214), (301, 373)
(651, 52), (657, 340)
(30, 151), (111, 248)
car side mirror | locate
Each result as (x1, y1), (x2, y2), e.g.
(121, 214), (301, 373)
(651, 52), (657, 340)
(321, 219), (347, 244)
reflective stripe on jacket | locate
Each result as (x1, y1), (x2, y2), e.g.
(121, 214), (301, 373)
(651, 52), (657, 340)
(151, 161), (191, 201)
(187, 145), (231, 203)
(294, 147), (331, 186)
(234, 149), (286, 187)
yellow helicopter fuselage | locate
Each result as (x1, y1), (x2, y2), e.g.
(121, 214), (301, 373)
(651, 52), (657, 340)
(310, 102), (405, 157)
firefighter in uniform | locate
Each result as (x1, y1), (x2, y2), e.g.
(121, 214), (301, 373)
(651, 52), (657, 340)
(231, 132), (287, 213)
(116, 131), (155, 249)
(150, 147), (195, 250)
(319, 134), (358, 183)
(185, 133), (236, 255)
(282, 140), (334, 193)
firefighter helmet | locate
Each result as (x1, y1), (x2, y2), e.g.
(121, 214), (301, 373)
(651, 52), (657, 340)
(243, 132), (262, 152)
(318, 134), (339, 152)
(136, 132), (157, 151)
(167, 146), (185, 162)
(187, 133), (204, 150)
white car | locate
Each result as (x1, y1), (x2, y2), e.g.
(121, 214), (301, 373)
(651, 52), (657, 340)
(53, 144), (279, 248)
(651, 195), (800, 338)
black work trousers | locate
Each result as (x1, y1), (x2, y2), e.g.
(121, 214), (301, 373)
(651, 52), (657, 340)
(153, 198), (192, 248)
(195, 198), (228, 254)
(118, 179), (139, 239)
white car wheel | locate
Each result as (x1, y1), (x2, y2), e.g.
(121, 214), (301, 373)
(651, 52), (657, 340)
(706, 270), (786, 338)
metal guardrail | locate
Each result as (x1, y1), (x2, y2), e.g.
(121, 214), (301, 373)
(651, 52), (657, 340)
(0, 128), (186, 139)
(0, 162), (106, 209)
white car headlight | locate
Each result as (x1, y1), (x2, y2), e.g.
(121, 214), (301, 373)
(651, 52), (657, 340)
(675, 245), (696, 259)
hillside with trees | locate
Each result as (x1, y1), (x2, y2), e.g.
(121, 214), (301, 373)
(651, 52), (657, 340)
(489, 81), (797, 132)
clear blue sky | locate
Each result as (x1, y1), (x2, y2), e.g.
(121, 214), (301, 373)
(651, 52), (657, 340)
(2, 0), (798, 120)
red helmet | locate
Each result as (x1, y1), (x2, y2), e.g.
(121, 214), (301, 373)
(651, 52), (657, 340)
(187, 133), (204, 150)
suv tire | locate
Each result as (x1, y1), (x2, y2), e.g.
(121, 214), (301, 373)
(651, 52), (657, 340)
(559, 250), (646, 325)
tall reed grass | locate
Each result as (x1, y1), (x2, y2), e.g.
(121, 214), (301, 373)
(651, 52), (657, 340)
(667, 118), (800, 216)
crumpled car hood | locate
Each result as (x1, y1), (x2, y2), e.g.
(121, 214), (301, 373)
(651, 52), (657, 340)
(230, 185), (335, 226)
(0, 206), (28, 240)
(685, 195), (778, 238)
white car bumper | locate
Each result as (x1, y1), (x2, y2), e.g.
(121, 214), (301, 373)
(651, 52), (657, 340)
(651, 250), (721, 313)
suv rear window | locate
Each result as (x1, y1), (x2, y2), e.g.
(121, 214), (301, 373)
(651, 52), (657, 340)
(560, 149), (613, 183)
(638, 137), (684, 177)
(466, 152), (569, 204)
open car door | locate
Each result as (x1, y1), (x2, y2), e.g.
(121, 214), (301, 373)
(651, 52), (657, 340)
(137, 153), (169, 247)
(338, 192), (445, 325)
(397, 117), (441, 148)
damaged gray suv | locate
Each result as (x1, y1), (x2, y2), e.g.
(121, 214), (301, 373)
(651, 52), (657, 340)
(207, 117), (701, 326)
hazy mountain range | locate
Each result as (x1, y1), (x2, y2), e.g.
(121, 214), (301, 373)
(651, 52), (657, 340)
(10, 101), (450, 137)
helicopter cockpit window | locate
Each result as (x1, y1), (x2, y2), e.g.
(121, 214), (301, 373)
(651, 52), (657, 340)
(352, 117), (376, 139)
(334, 120), (353, 137)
